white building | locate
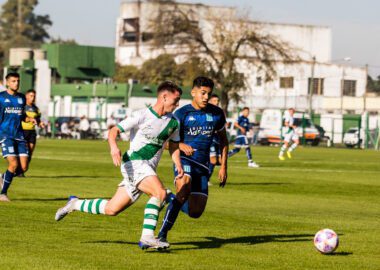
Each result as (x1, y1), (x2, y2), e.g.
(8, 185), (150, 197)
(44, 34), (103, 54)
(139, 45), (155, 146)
(116, 1), (375, 114)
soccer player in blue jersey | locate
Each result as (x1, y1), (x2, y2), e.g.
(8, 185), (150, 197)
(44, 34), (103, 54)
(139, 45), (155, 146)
(208, 94), (222, 183)
(0, 73), (36, 202)
(158, 76), (228, 245)
(228, 107), (260, 168)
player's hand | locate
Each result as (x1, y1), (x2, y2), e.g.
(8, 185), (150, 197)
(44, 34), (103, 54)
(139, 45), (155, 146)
(240, 127), (246, 134)
(39, 122), (46, 129)
(110, 147), (122, 166)
(180, 143), (195, 156)
(218, 166), (227, 188)
(175, 164), (184, 179)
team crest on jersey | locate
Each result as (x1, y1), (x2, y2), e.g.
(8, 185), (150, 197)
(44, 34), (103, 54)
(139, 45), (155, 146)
(18, 98), (23, 104)
(188, 116), (196, 121)
(206, 114), (213, 122)
(4, 99), (10, 103)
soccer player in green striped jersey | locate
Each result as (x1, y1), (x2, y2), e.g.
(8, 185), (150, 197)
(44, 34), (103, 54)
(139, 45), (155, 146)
(55, 81), (184, 250)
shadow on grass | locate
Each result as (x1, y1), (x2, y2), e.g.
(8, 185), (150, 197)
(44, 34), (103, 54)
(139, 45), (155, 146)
(324, 251), (353, 256)
(84, 233), (314, 252)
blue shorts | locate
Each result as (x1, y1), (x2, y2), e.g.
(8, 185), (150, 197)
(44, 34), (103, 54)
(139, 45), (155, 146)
(174, 157), (209, 197)
(0, 138), (29, 158)
(234, 135), (249, 148)
(210, 140), (220, 157)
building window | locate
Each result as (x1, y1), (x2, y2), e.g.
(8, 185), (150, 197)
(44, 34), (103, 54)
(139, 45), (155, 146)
(280, 77), (294, 88)
(308, 78), (324, 95)
(256, 77), (262, 86)
(343, 80), (356, 96)
(121, 18), (139, 44)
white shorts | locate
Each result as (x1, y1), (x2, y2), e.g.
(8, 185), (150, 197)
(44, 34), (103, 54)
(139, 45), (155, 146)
(118, 160), (157, 202)
(284, 130), (299, 143)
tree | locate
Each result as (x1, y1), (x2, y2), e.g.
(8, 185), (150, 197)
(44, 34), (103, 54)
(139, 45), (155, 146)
(149, 2), (299, 111)
(50, 37), (77, 45)
(0, 0), (52, 75)
(113, 63), (139, 83)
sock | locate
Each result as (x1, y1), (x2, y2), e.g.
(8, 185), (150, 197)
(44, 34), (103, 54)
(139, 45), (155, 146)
(209, 163), (215, 178)
(279, 145), (287, 156)
(245, 147), (252, 160)
(73, 199), (108, 214)
(141, 197), (161, 238)
(288, 143), (298, 152)
(181, 200), (189, 215)
(1, 170), (15, 194)
(159, 197), (183, 239)
(13, 167), (24, 177)
(228, 148), (240, 157)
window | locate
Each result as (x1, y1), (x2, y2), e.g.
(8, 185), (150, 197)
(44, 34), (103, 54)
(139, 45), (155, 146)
(121, 18), (139, 43)
(280, 77), (294, 88)
(308, 78), (324, 95)
(256, 77), (262, 86)
(343, 80), (356, 96)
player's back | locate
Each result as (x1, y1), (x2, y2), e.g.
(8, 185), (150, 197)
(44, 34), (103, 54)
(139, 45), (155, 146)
(175, 104), (225, 166)
(0, 91), (26, 140)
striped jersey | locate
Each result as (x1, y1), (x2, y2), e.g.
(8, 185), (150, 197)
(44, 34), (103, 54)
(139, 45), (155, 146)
(22, 104), (41, 130)
(0, 91), (26, 140)
(117, 107), (180, 168)
(284, 113), (294, 133)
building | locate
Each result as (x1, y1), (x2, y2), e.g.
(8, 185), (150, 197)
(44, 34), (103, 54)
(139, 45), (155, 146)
(115, 0), (376, 114)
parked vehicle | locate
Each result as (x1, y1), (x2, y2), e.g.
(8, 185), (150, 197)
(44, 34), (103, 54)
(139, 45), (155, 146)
(343, 127), (363, 148)
(258, 109), (320, 145)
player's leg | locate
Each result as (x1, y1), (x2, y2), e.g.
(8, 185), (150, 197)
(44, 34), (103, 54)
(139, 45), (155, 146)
(136, 175), (169, 249)
(243, 136), (259, 168)
(279, 134), (290, 160)
(1, 139), (20, 201)
(28, 142), (36, 163)
(287, 135), (299, 158)
(158, 173), (191, 241)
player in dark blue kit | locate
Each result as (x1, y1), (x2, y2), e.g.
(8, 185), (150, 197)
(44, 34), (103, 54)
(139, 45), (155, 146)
(158, 77), (228, 246)
(208, 94), (222, 184)
(0, 73), (36, 202)
(228, 107), (259, 168)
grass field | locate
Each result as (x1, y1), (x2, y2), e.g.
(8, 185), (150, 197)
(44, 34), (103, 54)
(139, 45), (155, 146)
(1, 139), (379, 270)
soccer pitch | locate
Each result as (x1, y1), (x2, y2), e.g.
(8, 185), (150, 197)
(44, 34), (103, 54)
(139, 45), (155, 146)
(1, 140), (379, 270)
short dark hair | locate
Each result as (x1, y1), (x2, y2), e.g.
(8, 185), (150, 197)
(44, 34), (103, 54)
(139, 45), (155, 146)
(210, 94), (219, 99)
(157, 81), (182, 95)
(242, 107), (250, 111)
(26, 89), (36, 94)
(6, 72), (20, 80)
(192, 76), (214, 90)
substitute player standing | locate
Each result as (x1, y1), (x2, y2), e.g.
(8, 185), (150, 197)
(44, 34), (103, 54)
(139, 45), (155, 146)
(228, 107), (259, 168)
(0, 73), (36, 202)
(22, 89), (45, 164)
(278, 108), (299, 160)
(158, 76), (228, 246)
(55, 81), (183, 250)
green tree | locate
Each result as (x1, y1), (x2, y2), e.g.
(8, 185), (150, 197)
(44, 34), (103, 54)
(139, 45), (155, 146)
(149, 2), (299, 112)
(113, 63), (139, 83)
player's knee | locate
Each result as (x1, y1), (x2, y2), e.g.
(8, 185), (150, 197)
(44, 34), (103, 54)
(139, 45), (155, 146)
(152, 188), (167, 203)
(8, 163), (18, 172)
(21, 165), (28, 172)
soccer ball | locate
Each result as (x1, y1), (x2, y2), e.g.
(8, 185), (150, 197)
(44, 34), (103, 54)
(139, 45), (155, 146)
(313, 228), (339, 254)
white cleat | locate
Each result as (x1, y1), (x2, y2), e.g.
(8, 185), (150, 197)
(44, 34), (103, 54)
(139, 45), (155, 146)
(55, 196), (78, 221)
(0, 194), (10, 202)
(248, 161), (260, 168)
(138, 236), (170, 250)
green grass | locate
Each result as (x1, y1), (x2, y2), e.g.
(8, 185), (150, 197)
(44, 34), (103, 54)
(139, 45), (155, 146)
(1, 140), (380, 270)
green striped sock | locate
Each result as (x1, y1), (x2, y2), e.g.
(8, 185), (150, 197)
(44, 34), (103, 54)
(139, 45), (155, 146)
(74, 199), (107, 214)
(141, 197), (161, 237)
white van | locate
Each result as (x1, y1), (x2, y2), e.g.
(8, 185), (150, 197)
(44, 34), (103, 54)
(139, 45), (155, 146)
(258, 109), (320, 145)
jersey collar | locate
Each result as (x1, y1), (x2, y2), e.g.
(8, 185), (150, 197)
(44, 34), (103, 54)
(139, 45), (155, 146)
(149, 106), (161, 119)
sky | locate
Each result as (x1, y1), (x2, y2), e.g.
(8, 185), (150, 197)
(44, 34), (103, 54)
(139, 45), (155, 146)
(1, 0), (380, 76)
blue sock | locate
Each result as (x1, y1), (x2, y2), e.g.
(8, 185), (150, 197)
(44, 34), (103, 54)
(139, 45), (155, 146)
(1, 170), (15, 194)
(246, 147), (252, 160)
(181, 200), (189, 215)
(158, 197), (183, 239)
(14, 167), (24, 177)
(228, 148), (240, 157)
(209, 163), (215, 178)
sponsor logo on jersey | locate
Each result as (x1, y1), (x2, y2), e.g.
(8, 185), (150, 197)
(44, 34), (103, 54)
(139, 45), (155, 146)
(4, 107), (23, 114)
(187, 125), (214, 136)
(206, 114), (213, 122)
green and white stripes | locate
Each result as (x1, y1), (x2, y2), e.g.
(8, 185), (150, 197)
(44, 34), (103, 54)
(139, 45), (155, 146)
(141, 197), (161, 237)
(75, 199), (107, 215)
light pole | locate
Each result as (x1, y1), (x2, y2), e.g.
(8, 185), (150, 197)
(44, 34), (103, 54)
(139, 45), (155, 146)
(308, 56), (316, 115)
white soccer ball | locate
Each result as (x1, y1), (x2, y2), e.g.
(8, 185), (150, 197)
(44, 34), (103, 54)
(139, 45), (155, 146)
(314, 228), (339, 254)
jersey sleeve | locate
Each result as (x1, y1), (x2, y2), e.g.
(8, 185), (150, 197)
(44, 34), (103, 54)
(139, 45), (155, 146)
(116, 112), (141, 133)
(215, 109), (227, 132)
(169, 119), (180, 143)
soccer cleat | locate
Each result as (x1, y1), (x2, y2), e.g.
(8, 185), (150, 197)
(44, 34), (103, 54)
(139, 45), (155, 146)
(0, 194), (10, 202)
(287, 151), (292, 159)
(138, 236), (170, 250)
(248, 161), (260, 168)
(278, 155), (285, 161)
(55, 196), (78, 221)
(207, 181), (213, 186)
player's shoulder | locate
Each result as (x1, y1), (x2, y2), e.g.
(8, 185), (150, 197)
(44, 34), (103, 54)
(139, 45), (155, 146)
(0, 91), (7, 98)
(206, 104), (224, 115)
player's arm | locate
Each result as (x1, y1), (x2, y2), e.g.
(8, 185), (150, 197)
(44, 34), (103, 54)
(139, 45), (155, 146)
(234, 121), (245, 134)
(108, 126), (122, 166)
(217, 127), (228, 187)
(169, 141), (184, 179)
